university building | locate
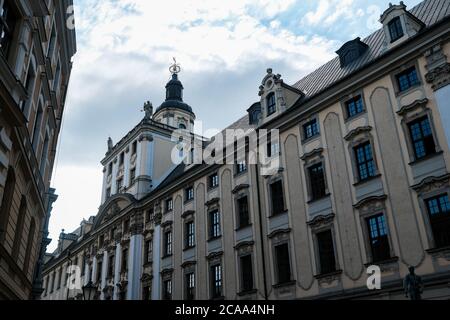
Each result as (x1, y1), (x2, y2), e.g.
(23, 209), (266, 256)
(42, 0), (450, 300)
(0, 0), (77, 299)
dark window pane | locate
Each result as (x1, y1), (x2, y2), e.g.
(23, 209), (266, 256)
(317, 230), (336, 274)
(426, 195), (450, 248)
(185, 221), (195, 248)
(270, 181), (285, 215)
(209, 210), (221, 239)
(309, 163), (326, 200)
(367, 214), (391, 262)
(238, 197), (250, 228)
(211, 265), (223, 298)
(354, 142), (376, 181)
(303, 119), (320, 140)
(185, 273), (195, 300)
(388, 17), (404, 42)
(275, 244), (291, 284)
(163, 280), (172, 300)
(408, 117), (436, 159)
(267, 93), (276, 115)
(240, 255), (254, 292)
(346, 95), (364, 118)
(397, 67), (420, 92)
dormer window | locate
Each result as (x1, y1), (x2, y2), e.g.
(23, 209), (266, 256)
(267, 93), (276, 116)
(336, 38), (369, 67)
(388, 17), (403, 43)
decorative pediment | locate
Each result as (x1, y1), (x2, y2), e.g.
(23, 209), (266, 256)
(412, 174), (450, 195)
(354, 195), (388, 216)
(344, 126), (372, 141)
(93, 194), (136, 230)
(300, 148), (324, 162)
(232, 184), (250, 194)
(396, 98), (429, 116)
(307, 214), (335, 230)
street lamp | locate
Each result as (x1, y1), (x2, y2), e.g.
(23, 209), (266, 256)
(82, 281), (98, 301)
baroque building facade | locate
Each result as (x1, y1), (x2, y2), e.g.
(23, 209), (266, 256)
(0, 0), (77, 299)
(42, 0), (450, 300)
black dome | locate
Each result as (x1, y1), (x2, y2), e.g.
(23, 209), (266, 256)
(156, 74), (195, 115)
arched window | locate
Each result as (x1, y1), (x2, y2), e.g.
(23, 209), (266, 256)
(179, 123), (187, 130)
(267, 93), (276, 116)
(23, 218), (36, 275)
(0, 167), (15, 243)
(12, 196), (27, 261)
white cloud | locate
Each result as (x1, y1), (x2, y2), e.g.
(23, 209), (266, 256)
(302, 0), (355, 27)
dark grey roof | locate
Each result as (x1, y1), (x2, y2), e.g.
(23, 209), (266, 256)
(293, 0), (450, 99)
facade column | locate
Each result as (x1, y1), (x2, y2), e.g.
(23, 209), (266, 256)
(425, 45), (450, 149)
(83, 258), (90, 286)
(127, 212), (144, 300)
(100, 250), (109, 300)
(151, 215), (162, 301)
(113, 241), (122, 300)
(91, 256), (98, 283)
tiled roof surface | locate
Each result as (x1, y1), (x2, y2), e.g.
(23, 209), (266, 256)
(293, 0), (450, 99)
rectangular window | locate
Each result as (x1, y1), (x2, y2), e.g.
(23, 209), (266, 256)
(211, 264), (223, 299)
(117, 178), (123, 192)
(145, 240), (153, 264)
(345, 95), (364, 118)
(354, 142), (376, 181)
(143, 286), (151, 300)
(209, 173), (219, 189)
(185, 272), (195, 301)
(185, 221), (195, 249)
(396, 67), (420, 92)
(108, 255), (115, 279)
(267, 93), (276, 115)
(303, 119), (320, 140)
(130, 168), (136, 185)
(166, 198), (174, 212)
(237, 196), (250, 229)
(132, 141), (137, 155)
(388, 17), (404, 43)
(408, 116), (436, 160)
(240, 255), (254, 292)
(0, 0), (17, 57)
(309, 163), (327, 201)
(99, 235), (104, 248)
(106, 187), (111, 199)
(124, 219), (130, 234)
(146, 208), (154, 223)
(209, 210), (221, 239)
(275, 243), (291, 284)
(367, 214), (391, 263)
(121, 248), (128, 272)
(317, 230), (337, 275)
(236, 160), (247, 174)
(108, 163), (113, 175)
(426, 194), (450, 248)
(185, 187), (194, 202)
(164, 230), (173, 256)
(163, 279), (172, 300)
(270, 180), (285, 216)
(96, 260), (102, 283)
(119, 152), (124, 166)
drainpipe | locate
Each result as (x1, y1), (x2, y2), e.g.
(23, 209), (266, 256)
(254, 163), (269, 300)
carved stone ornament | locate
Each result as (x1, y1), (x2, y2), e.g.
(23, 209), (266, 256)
(396, 98), (429, 117)
(307, 214), (335, 231)
(426, 63), (450, 91)
(130, 222), (144, 236)
(315, 270), (342, 286)
(353, 195), (388, 216)
(412, 174), (450, 195)
(153, 212), (163, 226)
(300, 148), (324, 163)
(268, 229), (291, 243)
(344, 126), (373, 141)
(234, 241), (254, 256)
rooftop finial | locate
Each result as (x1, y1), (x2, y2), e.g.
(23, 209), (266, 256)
(169, 57), (181, 75)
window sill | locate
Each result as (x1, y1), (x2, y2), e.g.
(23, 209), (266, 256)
(235, 224), (252, 232)
(396, 83), (422, 97)
(364, 256), (398, 267)
(409, 151), (443, 166)
(162, 254), (173, 259)
(272, 280), (296, 289)
(307, 194), (331, 205)
(314, 270), (343, 280)
(302, 135), (320, 145)
(183, 246), (196, 252)
(353, 174), (382, 187)
(208, 186), (219, 192)
(234, 170), (248, 178)
(269, 210), (288, 219)
(208, 236), (222, 243)
(344, 111), (366, 123)
(184, 199), (194, 205)
(237, 289), (258, 297)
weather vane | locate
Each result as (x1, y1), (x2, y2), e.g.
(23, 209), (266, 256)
(169, 57), (181, 75)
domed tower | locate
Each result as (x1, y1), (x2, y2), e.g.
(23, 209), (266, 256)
(153, 60), (196, 132)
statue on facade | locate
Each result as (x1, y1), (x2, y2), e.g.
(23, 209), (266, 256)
(143, 101), (153, 120)
(107, 137), (113, 151)
(403, 267), (424, 300)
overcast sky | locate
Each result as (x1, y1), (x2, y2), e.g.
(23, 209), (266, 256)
(47, 0), (423, 251)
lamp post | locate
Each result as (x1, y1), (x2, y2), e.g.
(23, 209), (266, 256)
(82, 281), (98, 301)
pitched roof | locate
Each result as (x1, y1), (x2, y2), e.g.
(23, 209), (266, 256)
(293, 0), (450, 100)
